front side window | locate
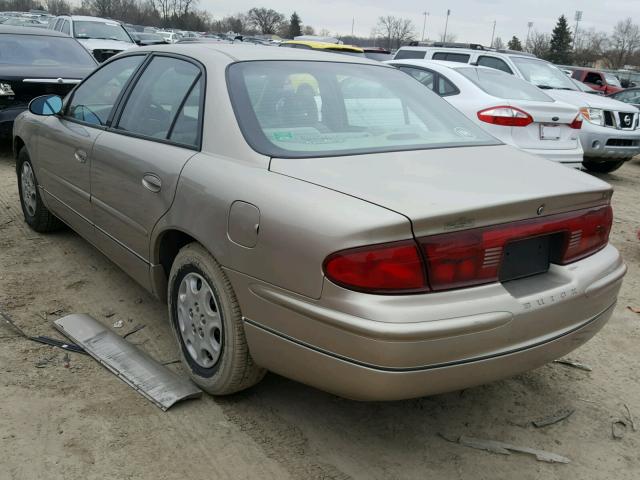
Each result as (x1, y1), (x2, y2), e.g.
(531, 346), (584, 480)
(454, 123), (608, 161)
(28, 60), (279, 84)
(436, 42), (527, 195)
(73, 20), (133, 43)
(228, 61), (497, 158)
(477, 56), (513, 74)
(67, 55), (144, 126)
(116, 57), (201, 142)
(457, 67), (553, 102)
(584, 72), (602, 84)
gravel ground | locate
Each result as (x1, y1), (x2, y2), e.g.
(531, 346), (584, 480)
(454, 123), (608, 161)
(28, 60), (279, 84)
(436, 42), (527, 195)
(1, 151), (639, 480)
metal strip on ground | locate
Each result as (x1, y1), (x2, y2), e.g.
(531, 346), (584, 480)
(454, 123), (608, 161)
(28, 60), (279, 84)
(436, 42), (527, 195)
(54, 313), (201, 410)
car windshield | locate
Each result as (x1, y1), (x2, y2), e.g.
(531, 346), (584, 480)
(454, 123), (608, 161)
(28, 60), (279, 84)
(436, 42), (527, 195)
(73, 20), (132, 43)
(604, 73), (622, 87)
(456, 67), (553, 102)
(0, 34), (96, 66)
(511, 57), (578, 91)
(228, 61), (498, 158)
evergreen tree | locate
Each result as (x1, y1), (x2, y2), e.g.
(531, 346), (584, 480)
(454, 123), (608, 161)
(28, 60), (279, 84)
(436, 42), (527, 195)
(507, 35), (523, 51)
(288, 12), (302, 38)
(548, 15), (573, 63)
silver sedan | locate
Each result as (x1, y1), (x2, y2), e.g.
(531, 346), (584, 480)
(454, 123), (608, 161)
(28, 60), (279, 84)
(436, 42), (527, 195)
(13, 44), (626, 400)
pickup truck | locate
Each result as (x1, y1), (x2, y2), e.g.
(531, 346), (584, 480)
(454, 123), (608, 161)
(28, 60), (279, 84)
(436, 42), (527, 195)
(571, 68), (624, 95)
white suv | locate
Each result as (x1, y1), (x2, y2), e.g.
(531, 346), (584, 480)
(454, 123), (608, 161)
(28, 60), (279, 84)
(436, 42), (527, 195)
(49, 15), (137, 62)
(395, 45), (640, 173)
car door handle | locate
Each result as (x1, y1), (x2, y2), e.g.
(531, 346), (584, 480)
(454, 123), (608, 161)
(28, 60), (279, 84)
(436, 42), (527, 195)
(74, 149), (87, 163)
(142, 174), (162, 193)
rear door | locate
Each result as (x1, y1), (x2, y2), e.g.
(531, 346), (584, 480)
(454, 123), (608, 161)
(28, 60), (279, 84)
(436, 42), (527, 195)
(90, 54), (203, 286)
(36, 55), (145, 238)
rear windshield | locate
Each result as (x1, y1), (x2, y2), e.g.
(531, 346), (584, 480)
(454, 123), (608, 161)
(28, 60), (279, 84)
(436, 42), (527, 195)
(0, 34), (96, 66)
(457, 67), (553, 102)
(227, 61), (498, 158)
(394, 49), (426, 60)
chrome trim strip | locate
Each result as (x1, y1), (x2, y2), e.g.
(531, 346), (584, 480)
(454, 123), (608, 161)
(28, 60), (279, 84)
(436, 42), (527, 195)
(23, 78), (82, 84)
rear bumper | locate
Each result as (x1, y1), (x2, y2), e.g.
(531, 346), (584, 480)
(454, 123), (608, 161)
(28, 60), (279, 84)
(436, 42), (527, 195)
(244, 302), (614, 401)
(580, 124), (640, 159)
(230, 244), (625, 399)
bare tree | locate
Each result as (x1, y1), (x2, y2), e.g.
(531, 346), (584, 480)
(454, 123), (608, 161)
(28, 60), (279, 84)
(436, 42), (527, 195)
(392, 17), (415, 48)
(604, 18), (640, 69)
(525, 30), (551, 58)
(246, 7), (284, 34)
(374, 16), (415, 49)
(438, 32), (457, 43)
(45, 0), (71, 14)
(573, 29), (608, 66)
(493, 36), (504, 49)
(373, 16), (395, 49)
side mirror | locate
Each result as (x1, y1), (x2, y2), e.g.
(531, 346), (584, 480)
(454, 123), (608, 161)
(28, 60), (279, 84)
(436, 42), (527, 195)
(29, 94), (63, 116)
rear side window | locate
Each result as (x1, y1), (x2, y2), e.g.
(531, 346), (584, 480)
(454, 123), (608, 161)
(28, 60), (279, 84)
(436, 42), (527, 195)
(61, 20), (70, 35)
(67, 55), (143, 126)
(394, 49), (426, 60)
(476, 56), (512, 74)
(457, 67), (553, 102)
(116, 57), (201, 144)
(397, 66), (460, 97)
(432, 52), (470, 63)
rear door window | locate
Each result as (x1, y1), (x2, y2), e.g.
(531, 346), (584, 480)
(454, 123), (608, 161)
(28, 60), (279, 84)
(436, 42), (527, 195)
(394, 49), (426, 60)
(431, 52), (470, 63)
(476, 56), (513, 74)
(67, 55), (144, 126)
(116, 56), (201, 144)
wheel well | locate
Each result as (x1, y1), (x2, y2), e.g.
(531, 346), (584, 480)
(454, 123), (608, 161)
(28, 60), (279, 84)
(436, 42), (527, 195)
(13, 136), (25, 160)
(158, 230), (196, 277)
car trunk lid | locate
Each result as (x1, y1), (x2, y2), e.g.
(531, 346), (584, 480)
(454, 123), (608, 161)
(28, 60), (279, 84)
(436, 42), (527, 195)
(507, 100), (580, 150)
(270, 144), (611, 238)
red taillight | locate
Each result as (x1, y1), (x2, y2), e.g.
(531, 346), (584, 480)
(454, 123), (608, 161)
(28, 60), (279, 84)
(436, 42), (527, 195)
(323, 206), (612, 294)
(477, 106), (533, 127)
(323, 240), (428, 294)
(569, 114), (583, 129)
(419, 205), (612, 291)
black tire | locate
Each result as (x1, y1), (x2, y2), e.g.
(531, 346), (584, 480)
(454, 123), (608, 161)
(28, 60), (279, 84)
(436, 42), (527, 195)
(168, 243), (266, 395)
(582, 159), (626, 173)
(16, 147), (63, 232)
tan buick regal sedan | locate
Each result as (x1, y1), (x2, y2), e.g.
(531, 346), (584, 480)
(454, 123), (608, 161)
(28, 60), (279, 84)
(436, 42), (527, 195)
(13, 44), (626, 400)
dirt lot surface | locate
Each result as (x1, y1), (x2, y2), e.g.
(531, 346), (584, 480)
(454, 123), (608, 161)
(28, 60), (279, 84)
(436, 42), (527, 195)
(1, 151), (639, 480)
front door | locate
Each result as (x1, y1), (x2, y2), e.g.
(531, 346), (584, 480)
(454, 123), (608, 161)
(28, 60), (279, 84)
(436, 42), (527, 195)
(90, 55), (204, 288)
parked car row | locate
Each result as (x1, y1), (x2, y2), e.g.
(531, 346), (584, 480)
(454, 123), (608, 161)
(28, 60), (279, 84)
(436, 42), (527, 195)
(12, 44), (626, 400)
(393, 45), (640, 173)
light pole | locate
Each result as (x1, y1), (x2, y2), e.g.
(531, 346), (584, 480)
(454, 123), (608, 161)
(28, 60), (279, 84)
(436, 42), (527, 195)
(573, 11), (583, 49)
(526, 21), (533, 47)
(443, 9), (450, 42)
(490, 20), (496, 48)
(351, 17), (354, 37)
(421, 11), (429, 42)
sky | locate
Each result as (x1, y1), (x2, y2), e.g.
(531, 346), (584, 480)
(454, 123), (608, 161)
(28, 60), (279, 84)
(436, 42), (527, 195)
(199, 0), (639, 42)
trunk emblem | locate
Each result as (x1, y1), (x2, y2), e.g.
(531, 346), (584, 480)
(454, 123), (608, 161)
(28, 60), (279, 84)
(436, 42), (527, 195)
(537, 204), (545, 215)
(552, 116), (559, 121)
(56, 78), (63, 84)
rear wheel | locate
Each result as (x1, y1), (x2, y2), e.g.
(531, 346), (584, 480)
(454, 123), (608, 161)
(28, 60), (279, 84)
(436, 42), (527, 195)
(16, 147), (63, 232)
(167, 243), (266, 395)
(582, 159), (626, 173)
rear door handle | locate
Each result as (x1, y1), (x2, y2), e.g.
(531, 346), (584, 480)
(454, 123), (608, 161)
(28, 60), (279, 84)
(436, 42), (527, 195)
(142, 174), (162, 193)
(74, 149), (87, 163)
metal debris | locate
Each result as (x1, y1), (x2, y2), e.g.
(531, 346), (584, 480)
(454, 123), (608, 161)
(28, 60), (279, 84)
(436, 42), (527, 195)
(55, 314), (201, 411)
(112, 320), (124, 329)
(439, 433), (570, 464)
(627, 306), (640, 314)
(553, 358), (593, 372)
(532, 409), (575, 428)
(1, 309), (86, 354)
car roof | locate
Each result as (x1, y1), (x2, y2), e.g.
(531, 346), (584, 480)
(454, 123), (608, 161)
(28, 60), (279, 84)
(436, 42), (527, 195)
(133, 43), (378, 64)
(396, 45), (537, 60)
(0, 25), (70, 36)
(280, 40), (364, 53)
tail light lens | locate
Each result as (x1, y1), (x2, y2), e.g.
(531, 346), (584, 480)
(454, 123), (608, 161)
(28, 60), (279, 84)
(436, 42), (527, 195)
(324, 206), (612, 294)
(323, 240), (428, 294)
(477, 106), (533, 127)
(569, 114), (583, 129)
